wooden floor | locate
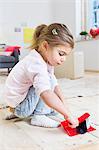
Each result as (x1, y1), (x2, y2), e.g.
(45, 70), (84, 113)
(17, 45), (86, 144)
(0, 71), (99, 150)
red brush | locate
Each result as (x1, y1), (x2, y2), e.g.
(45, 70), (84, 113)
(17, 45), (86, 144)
(61, 113), (96, 136)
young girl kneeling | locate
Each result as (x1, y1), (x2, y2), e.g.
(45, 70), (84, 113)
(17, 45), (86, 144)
(5, 23), (79, 128)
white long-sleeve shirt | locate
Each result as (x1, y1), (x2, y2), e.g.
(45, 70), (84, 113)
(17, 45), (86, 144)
(5, 50), (58, 108)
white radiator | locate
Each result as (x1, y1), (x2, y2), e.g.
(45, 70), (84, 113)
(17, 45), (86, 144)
(55, 51), (84, 79)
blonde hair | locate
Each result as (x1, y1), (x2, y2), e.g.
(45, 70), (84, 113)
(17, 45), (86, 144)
(30, 23), (74, 50)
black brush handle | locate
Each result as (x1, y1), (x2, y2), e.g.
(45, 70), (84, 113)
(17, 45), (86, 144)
(76, 120), (87, 134)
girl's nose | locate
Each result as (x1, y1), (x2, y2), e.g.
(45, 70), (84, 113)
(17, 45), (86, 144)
(61, 56), (66, 62)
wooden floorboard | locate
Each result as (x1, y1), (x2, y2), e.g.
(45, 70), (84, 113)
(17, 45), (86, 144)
(0, 73), (99, 150)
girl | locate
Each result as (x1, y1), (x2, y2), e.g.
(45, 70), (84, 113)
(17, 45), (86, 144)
(5, 23), (79, 128)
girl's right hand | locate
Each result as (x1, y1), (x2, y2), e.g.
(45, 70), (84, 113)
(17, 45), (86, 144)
(64, 115), (79, 128)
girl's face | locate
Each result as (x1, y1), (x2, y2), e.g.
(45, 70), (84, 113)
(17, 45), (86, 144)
(45, 43), (72, 66)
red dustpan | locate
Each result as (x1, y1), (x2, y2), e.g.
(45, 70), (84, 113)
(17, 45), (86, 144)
(61, 113), (96, 136)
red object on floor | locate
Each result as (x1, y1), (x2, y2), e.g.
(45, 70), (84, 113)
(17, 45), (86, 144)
(61, 113), (96, 136)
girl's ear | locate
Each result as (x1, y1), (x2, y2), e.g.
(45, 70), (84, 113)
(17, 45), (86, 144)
(42, 41), (49, 51)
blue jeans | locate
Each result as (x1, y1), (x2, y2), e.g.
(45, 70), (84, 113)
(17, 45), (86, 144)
(14, 77), (56, 118)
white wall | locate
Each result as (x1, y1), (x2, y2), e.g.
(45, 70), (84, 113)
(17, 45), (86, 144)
(50, 0), (76, 36)
(0, 0), (80, 59)
(75, 39), (99, 71)
(0, 0), (52, 58)
(50, 0), (82, 38)
(0, 0), (81, 45)
(0, 0), (51, 45)
(0, 0), (98, 71)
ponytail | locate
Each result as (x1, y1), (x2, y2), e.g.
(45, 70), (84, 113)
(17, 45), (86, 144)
(30, 24), (47, 50)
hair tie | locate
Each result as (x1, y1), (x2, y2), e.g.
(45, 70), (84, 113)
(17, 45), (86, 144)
(61, 24), (67, 30)
(52, 28), (58, 35)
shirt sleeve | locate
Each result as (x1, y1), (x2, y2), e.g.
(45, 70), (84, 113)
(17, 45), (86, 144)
(26, 60), (51, 96)
(51, 73), (58, 87)
(49, 66), (58, 88)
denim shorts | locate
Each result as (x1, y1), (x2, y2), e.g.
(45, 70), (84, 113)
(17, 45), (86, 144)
(14, 76), (57, 118)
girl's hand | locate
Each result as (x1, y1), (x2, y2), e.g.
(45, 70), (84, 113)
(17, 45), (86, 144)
(64, 115), (79, 128)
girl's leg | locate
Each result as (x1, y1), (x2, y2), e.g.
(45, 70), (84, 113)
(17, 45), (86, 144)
(33, 76), (64, 122)
(31, 77), (62, 127)
(14, 86), (40, 118)
(31, 98), (60, 127)
(33, 98), (53, 115)
(14, 86), (60, 128)
(33, 75), (56, 115)
(16, 75), (57, 117)
(31, 114), (60, 128)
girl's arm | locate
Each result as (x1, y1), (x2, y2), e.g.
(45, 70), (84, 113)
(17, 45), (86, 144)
(54, 85), (71, 115)
(54, 85), (65, 103)
(40, 90), (79, 128)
